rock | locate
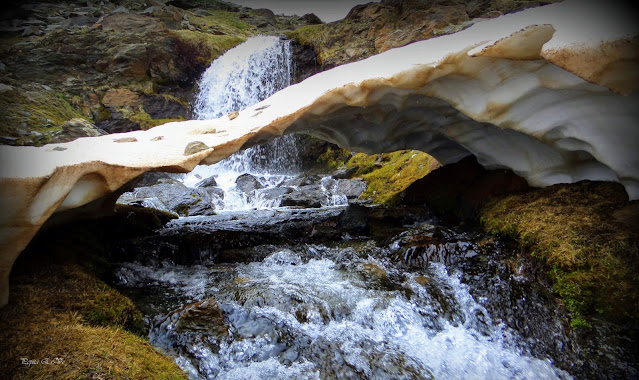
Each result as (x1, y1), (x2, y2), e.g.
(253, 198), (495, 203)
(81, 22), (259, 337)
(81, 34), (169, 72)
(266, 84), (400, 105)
(21, 25), (42, 37)
(173, 298), (228, 337)
(205, 186), (225, 200)
(102, 88), (140, 108)
(282, 174), (322, 187)
(195, 175), (217, 188)
(95, 13), (163, 32)
(111, 7), (130, 15)
(281, 185), (326, 208)
(134, 171), (175, 187)
(259, 186), (294, 204)
(60, 16), (98, 28)
(331, 166), (358, 179)
(51, 118), (107, 143)
(334, 179), (367, 199)
(227, 110), (239, 120)
(184, 141), (209, 155)
(0, 84), (13, 93)
(141, 94), (188, 119)
(114, 137), (138, 143)
(119, 182), (215, 217)
(400, 156), (530, 222)
(235, 173), (263, 194)
(299, 13), (323, 24)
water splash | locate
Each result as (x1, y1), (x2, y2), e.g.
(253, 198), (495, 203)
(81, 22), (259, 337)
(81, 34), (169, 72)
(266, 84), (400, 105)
(193, 36), (292, 120)
(183, 36), (303, 210)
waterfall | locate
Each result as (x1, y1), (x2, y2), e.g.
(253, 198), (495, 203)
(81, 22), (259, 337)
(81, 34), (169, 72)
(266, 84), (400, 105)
(183, 36), (301, 210)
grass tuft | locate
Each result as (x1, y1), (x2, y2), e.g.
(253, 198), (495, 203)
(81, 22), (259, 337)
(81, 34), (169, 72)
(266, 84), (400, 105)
(480, 181), (639, 325)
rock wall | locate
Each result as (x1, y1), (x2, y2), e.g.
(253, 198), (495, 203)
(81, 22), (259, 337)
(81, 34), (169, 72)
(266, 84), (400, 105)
(0, 0), (637, 307)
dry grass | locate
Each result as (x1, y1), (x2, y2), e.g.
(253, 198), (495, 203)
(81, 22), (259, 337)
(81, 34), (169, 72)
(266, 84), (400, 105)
(481, 181), (639, 326)
(0, 226), (186, 379)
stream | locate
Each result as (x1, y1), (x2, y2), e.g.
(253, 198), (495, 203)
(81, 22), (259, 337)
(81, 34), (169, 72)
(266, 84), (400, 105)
(109, 36), (619, 379)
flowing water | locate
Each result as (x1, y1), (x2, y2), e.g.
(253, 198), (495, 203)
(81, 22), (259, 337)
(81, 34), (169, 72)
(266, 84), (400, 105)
(111, 36), (587, 379)
(184, 35), (303, 211)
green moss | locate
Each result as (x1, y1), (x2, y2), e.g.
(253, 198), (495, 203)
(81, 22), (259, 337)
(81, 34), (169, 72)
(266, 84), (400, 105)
(316, 146), (351, 171)
(480, 181), (639, 325)
(130, 108), (185, 130)
(188, 10), (255, 37)
(170, 29), (246, 66)
(346, 150), (439, 205)
(0, 89), (87, 144)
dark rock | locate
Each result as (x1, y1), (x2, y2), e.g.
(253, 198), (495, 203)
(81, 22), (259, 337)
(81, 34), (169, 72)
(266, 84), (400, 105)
(134, 171), (175, 187)
(400, 156), (530, 222)
(334, 179), (367, 199)
(50, 118), (107, 143)
(280, 184), (326, 208)
(331, 166), (358, 179)
(235, 173), (263, 194)
(282, 174), (322, 187)
(174, 298), (228, 337)
(118, 182), (215, 217)
(205, 186), (225, 200)
(97, 118), (141, 133)
(299, 13), (323, 24)
(141, 94), (189, 119)
(195, 175), (217, 188)
(60, 16), (98, 28)
(259, 186), (294, 204)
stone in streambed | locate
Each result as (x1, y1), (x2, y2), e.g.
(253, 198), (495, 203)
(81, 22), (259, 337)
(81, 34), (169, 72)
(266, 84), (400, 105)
(235, 173), (263, 194)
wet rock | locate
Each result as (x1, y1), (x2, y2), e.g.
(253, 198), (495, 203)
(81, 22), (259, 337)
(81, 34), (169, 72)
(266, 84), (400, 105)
(205, 186), (225, 201)
(334, 179), (367, 199)
(174, 298), (228, 337)
(280, 184), (326, 208)
(235, 173), (263, 194)
(195, 175), (217, 188)
(282, 174), (321, 187)
(259, 186), (294, 203)
(118, 181), (215, 217)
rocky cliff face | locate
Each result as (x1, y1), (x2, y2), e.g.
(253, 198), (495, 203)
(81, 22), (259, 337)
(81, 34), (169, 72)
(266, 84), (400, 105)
(0, 0), (321, 145)
(287, 0), (562, 70)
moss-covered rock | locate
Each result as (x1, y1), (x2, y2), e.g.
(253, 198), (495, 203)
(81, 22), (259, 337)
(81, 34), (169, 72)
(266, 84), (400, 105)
(480, 181), (639, 326)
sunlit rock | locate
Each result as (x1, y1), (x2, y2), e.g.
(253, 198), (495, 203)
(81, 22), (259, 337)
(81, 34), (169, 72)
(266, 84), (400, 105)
(0, 0), (637, 306)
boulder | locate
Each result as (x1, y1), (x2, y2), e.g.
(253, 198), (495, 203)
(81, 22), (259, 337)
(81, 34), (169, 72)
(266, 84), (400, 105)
(51, 118), (107, 143)
(235, 173), (263, 194)
(281, 185), (326, 208)
(118, 182), (215, 217)
(194, 175), (217, 188)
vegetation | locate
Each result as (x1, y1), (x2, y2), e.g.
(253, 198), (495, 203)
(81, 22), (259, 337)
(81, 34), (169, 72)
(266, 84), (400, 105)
(0, 222), (186, 379)
(170, 30), (246, 67)
(480, 181), (639, 326)
(0, 90), (88, 144)
(346, 150), (440, 205)
(130, 108), (185, 130)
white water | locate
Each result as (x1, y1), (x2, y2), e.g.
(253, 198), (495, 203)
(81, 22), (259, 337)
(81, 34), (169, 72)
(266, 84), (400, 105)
(182, 36), (305, 211)
(118, 243), (572, 380)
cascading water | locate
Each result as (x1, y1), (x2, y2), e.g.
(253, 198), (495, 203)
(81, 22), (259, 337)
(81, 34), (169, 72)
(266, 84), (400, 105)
(182, 36), (305, 211)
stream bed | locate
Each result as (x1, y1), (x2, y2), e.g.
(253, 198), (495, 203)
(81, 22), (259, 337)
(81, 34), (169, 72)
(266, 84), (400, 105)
(111, 205), (581, 379)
